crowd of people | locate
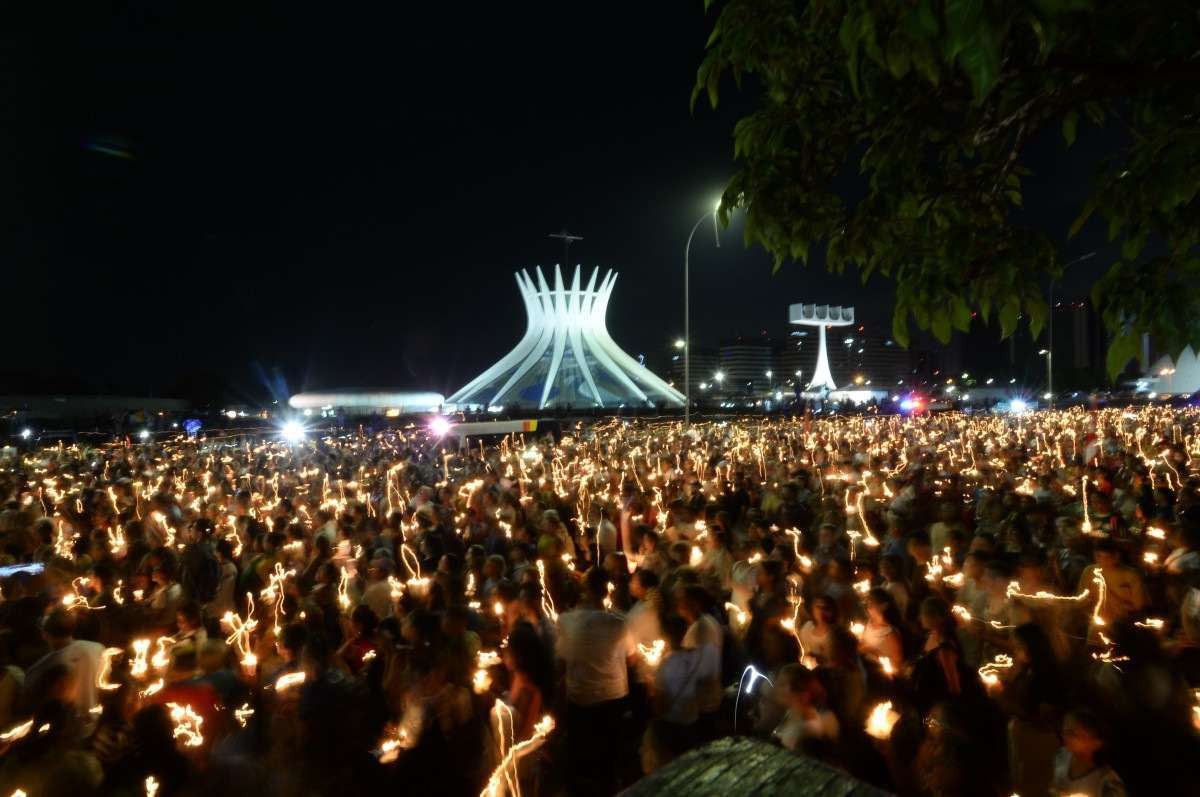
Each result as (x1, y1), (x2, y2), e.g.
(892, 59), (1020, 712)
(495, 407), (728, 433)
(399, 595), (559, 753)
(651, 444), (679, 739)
(1, 406), (1199, 796)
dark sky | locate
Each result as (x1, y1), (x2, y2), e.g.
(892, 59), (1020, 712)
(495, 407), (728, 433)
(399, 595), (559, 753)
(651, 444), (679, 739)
(0, 3), (1114, 403)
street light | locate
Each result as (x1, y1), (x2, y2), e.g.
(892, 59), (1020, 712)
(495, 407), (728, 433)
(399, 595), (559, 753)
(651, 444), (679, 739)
(674, 339), (686, 350)
(1039, 349), (1052, 406)
(684, 198), (723, 426)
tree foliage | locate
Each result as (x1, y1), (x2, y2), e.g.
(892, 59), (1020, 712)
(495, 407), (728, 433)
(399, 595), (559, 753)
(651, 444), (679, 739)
(695, 0), (1200, 377)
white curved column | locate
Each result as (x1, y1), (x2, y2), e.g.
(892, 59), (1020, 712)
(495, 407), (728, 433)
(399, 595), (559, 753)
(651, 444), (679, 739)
(566, 267), (603, 406)
(446, 270), (544, 405)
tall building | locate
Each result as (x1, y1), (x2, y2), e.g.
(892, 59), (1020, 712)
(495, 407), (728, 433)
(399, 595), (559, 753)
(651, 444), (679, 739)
(665, 346), (719, 395)
(823, 325), (913, 388)
(1053, 299), (1105, 387)
(719, 339), (775, 395)
(775, 334), (811, 386)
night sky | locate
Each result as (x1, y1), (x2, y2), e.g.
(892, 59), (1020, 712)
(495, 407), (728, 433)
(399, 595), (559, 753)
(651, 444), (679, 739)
(0, 3), (1115, 404)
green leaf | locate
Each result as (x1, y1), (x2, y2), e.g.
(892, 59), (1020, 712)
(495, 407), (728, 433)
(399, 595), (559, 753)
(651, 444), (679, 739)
(1068, 197), (1096, 238)
(915, 0), (939, 37)
(706, 64), (722, 109)
(1107, 215), (1122, 242)
(1106, 330), (1140, 379)
(886, 29), (911, 79)
(1062, 110), (1078, 147)
(943, 0), (983, 60)
(1121, 231), (1146, 260)
(951, 296), (972, 332)
(910, 40), (940, 85)
(1026, 296), (1048, 341)
(932, 309), (952, 343)
(892, 309), (911, 348)
(958, 25), (1000, 100)
(979, 292), (992, 324)
(839, 13), (862, 96)
(999, 296), (1020, 338)
(1030, 0), (1095, 16)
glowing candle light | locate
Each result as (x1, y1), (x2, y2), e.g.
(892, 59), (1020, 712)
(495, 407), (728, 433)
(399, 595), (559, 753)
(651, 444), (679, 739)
(0, 719), (33, 743)
(166, 702), (204, 747)
(724, 601), (748, 628)
(865, 700), (900, 740)
(473, 668), (494, 694)
(481, 702), (555, 797)
(139, 679), (164, 699)
(535, 560), (557, 622)
(337, 566), (352, 611)
(274, 671), (306, 692)
(1080, 476), (1092, 533)
(637, 639), (666, 668)
(97, 647), (123, 691)
(234, 703), (255, 728)
(150, 636), (173, 673)
(978, 653), (1014, 687)
(130, 639), (151, 679)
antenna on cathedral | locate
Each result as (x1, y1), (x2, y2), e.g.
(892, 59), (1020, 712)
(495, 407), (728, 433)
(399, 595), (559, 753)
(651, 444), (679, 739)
(548, 228), (583, 268)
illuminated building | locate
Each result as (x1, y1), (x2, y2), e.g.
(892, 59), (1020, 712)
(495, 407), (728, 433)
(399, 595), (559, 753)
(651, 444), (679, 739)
(446, 266), (684, 410)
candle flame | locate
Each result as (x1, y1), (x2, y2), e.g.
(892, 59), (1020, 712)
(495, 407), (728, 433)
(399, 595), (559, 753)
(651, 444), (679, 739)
(865, 701), (900, 740)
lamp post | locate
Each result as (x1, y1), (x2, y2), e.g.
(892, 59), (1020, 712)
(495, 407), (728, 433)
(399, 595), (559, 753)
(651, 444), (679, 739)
(684, 200), (722, 426)
(1039, 349), (1052, 406)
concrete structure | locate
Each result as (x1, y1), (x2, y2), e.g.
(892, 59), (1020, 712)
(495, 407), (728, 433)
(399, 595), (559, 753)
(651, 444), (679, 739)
(788, 304), (856, 391)
(446, 265), (685, 410)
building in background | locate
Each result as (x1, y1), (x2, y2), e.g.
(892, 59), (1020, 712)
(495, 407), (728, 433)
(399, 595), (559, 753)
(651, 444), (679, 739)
(1053, 299), (1106, 389)
(719, 338), (775, 396)
(665, 345), (718, 396)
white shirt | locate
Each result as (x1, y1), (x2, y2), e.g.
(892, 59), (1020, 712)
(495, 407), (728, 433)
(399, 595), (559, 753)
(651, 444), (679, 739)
(26, 639), (104, 733)
(626, 599), (662, 646)
(683, 614), (723, 713)
(656, 649), (700, 725)
(362, 580), (394, 620)
(557, 608), (633, 706)
(1052, 749), (1126, 796)
(596, 519), (617, 555)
